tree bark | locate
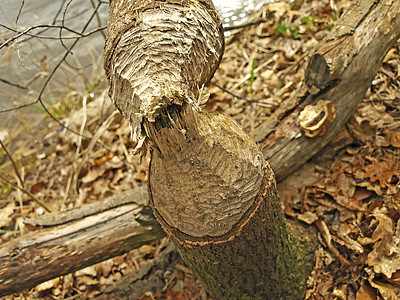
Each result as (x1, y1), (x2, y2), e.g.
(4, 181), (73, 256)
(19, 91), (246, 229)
(0, 188), (164, 297)
(255, 0), (400, 181)
(104, 0), (314, 299)
(3, 0), (398, 297)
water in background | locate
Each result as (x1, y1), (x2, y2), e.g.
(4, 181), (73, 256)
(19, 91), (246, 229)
(0, 0), (282, 132)
(214, 0), (272, 27)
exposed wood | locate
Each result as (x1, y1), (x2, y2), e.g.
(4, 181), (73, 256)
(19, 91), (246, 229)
(4, 0), (399, 298)
(256, 0), (400, 181)
(149, 107), (265, 238)
(104, 0), (224, 157)
(0, 188), (165, 297)
(104, 0), (314, 298)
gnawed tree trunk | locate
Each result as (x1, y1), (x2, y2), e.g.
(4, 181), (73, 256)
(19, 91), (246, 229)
(0, 188), (164, 297)
(104, 0), (313, 299)
(2, 0), (399, 297)
(147, 107), (313, 298)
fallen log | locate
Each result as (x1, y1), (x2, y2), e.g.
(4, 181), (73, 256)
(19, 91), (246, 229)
(255, 0), (400, 181)
(1, 0), (400, 297)
(0, 187), (164, 297)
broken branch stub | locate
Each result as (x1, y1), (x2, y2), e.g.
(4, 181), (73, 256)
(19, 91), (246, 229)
(104, 0), (224, 156)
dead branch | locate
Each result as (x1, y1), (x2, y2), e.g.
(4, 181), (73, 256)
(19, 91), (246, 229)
(0, 187), (164, 297)
(254, 0), (400, 181)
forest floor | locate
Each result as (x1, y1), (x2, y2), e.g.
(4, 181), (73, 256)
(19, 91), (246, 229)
(1, 0), (400, 299)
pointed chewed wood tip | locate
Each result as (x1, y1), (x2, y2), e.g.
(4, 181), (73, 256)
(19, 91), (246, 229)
(103, 0), (224, 156)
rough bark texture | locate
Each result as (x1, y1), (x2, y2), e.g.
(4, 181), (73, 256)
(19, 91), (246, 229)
(2, 0), (399, 297)
(255, 0), (400, 181)
(0, 188), (164, 297)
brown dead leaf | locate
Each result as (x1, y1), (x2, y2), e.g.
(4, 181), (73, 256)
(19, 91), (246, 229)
(298, 211), (318, 224)
(334, 195), (364, 211)
(356, 103), (394, 128)
(164, 290), (187, 300)
(90, 178), (110, 196)
(353, 187), (374, 202)
(134, 171), (147, 182)
(386, 270), (400, 287)
(334, 231), (364, 254)
(267, 2), (292, 21)
(383, 48), (398, 63)
(317, 278), (334, 297)
(366, 209), (400, 279)
(96, 258), (114, 278)
(337, 173), (356, 198)
(75, 275), (99, 287)
(81, 157), (124, 184)
(356, 282), (377, 300)
(388, 131), (400, 148)
(363, 159), (398, 188)
(75, 265), (97, 277)
(30, 181), (46, 194)
(99, 275), (114, 287)
(35, 277), (60, 292)
(368, 278), (398, 300)
(139, 244), (155, 256)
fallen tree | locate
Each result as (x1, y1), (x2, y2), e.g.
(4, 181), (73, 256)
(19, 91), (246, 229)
(255, 0), (400, 181)
(0, 188), (164, 296)
(1, 0), (400, 297)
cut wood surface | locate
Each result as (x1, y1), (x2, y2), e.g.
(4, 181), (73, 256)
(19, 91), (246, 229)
(254, 0), (400, 181)
(0, 187), (164, 297)
(104, 0), (224, 157)
(2, 0), (400, 297)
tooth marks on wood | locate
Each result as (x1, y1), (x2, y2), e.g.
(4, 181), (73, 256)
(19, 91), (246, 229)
(104, 0), (224, 157)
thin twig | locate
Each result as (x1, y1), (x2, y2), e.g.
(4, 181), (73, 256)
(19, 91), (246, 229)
(60, 0), (74, 54)
(15, 0), (25, 26)
(0, 0), (104, 141)
(91, 0), (106, 40)
(223, 19), (268, 32)
(0, 173), (52, 212)
(0, 23), (107, 41)
(0, 77), (28, 89)
(0, 24), (107, 50)
(0, 139), (24, 186)
(209, 81), (279, 107)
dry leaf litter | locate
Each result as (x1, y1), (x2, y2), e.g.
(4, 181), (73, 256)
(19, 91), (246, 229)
(1, 0), (400, 299)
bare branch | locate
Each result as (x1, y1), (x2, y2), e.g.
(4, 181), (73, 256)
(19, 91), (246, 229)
(0, 0), (106, 140)
(60, 0), (74, 54)
(91, 0), (106, 40)
(15, 0), (25, 27)
(0, 139), (23, 186)
(210, 81), (279, 107)
(0, 173), (52, 213)
(0, 78), (28, 90)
